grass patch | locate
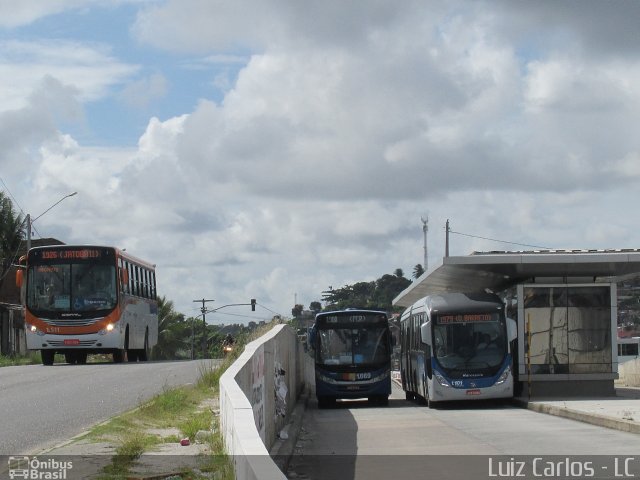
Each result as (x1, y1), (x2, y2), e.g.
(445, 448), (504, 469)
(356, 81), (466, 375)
(140, 387), (191, 417)
(99, 431), (160, 479)
(0, 352), (41, 366)
(179, 410), (212, 441)
(81, 416), (135, 443)
(197, 360), (227, 391)
(118, 430), (161, 457)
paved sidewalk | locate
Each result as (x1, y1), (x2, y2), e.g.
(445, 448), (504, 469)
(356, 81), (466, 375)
(514, 386), (640, 434)
(391, 373), (640, 435)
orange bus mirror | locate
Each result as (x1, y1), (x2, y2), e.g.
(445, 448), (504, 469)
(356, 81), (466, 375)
(16, 269), (23, 288)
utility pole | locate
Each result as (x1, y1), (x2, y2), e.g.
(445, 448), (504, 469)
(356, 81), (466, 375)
(26, 214), (31, 252)
(445, 219), (450, 257)
(421, 216), (428, 271)
(193, 298), (214, 358)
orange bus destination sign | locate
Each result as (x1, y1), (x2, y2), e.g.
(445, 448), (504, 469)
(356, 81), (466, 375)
(437, 313), (498, 324)
(39, 249), (103, 260)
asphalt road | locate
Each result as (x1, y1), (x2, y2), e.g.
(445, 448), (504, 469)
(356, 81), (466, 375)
(0, 359), (219, 455)
(286, 383), (640, 480)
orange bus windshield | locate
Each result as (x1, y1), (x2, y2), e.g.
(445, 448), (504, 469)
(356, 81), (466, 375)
(26, 260), (117, 313)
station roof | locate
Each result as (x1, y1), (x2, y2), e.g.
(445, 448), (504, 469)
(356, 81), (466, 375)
(393, 249), (640, 308)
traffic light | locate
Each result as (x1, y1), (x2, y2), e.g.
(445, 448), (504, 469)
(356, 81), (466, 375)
(251, 299), (256, 311)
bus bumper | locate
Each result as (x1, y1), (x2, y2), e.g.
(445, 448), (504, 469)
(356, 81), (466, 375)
(315, 371), (392, 400)
(25, 327), (125, 352)
(432, 375), (513, 401)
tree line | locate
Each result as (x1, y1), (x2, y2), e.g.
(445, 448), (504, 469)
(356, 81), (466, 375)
(292, 265), (426, 317)
(0, 191), (25, 290)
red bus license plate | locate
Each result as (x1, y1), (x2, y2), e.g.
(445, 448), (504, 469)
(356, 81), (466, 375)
(64, 339), (80, 346)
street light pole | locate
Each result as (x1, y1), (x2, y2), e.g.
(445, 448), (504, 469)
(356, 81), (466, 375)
(26, 191), (78, 251)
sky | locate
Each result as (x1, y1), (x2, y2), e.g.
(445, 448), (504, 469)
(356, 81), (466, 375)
(2, 1), (640, 323)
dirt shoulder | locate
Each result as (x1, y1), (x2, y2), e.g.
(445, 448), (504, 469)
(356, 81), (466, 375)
(38, 394), (231, 479)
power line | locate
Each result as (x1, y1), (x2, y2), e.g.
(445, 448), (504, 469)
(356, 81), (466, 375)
(256, 302), (283, 317)
(0, 176), (25, 215)
(448, 229), (552, 250)
(208, 311), (272, 321)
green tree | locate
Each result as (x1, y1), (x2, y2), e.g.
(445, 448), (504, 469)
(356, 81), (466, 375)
(0, 191), (24, 284)
(321, 269), (411, 312)
(413, 264), (425, 279)
(152, 296), (189, 360)
(291, 304), (303, 318)
(309, 301), (322, 313)
(373, 273), (411, 309)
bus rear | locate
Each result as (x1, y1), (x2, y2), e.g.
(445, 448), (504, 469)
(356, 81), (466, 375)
(309, 309), (392, 407)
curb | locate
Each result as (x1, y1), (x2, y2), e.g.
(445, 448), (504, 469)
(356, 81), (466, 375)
(512, 398), (640, 435)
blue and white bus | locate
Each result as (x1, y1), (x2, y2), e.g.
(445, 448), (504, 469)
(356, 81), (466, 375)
(400, 292), (516, 407)
(309, 309), (392, 407)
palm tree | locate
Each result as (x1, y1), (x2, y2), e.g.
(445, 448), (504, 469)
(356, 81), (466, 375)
(0, 191), (24, 284)
(413, 264), (425, 279)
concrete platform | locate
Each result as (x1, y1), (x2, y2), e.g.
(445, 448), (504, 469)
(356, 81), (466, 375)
(390, 374), (640, 435)
(514, 386), (640, 434)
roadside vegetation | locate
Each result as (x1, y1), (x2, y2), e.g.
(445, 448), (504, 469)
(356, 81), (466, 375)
(75, 320), (277, 479)
(91, 361), (234, 479)
(0, 352), (41, 366)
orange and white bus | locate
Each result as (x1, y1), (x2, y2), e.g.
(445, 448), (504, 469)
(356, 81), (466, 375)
(17, 245), (158, 365)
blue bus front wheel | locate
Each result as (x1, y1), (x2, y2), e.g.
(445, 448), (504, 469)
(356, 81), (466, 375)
(369, 395), (389, 406)
(317, 396), (335, 409)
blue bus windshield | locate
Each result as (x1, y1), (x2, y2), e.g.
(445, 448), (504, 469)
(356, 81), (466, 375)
(317, 326), (390, 366)
(433, 315), (507, 371)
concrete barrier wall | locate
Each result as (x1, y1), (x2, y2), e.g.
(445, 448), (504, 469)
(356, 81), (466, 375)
(619, 359), (640, 387)
(220, 324), (313, 480)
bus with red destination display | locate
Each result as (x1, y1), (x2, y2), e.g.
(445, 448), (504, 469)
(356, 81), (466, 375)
(400, 292), (516, 407)
(16, 245), (158, 365)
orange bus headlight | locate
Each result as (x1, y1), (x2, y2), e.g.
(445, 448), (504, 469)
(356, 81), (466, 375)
(27, 324), (45, 336)
(99, 323), (117, 335)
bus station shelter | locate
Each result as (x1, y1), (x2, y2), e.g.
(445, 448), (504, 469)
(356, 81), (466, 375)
(393, 250), (640, 397)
